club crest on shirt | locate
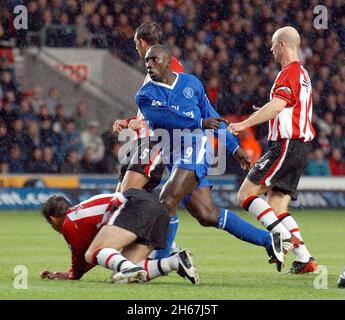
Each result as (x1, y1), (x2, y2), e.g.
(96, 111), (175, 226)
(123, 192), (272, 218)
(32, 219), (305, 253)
(183, 87), (194, 99)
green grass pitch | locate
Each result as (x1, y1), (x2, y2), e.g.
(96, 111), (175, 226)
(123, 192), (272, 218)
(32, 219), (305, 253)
(0, 210), (344, 300)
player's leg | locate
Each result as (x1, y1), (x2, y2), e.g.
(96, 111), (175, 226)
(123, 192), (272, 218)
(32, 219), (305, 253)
(125, 245), (199, 284)
(120, 170), (149, 191)
(267, 189), (317, 273)
(185, 186), (284, 270)
(160, 168), (199, 215)
(85, 225), (145, 282)
(123, 142), (180, 259)
(238, 178), (293, 241)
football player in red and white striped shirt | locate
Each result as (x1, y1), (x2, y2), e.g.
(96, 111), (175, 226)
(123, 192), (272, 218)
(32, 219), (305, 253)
(39, 190), (199, 284)
(229, 26), (317, 274)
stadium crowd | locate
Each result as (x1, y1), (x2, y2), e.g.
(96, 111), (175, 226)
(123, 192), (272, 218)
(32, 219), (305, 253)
(0, 0), (344, 175)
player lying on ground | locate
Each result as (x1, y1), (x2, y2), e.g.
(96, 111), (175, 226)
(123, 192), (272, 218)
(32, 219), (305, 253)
(135, 45), (285, 271)
(113, 22), (184, 260)
(229, 26), (317, 274)
(40, 189), (199, 284)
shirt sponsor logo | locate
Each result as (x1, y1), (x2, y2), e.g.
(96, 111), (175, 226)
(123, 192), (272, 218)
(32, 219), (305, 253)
(151, 100), (162, 107)
(183, 87), (194, 99)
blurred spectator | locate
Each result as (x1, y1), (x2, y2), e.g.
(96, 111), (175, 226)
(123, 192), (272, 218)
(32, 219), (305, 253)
(73, 100), (89, 132)
(27, 147), (46, 173)
(46, 87), (61, 114)
(23, 121), (42, 157)
(101, 143), (121, 174)
(16, 97), (38, 122)
(80, 146), (98, 173)
(81, 120), (105, 162)
(30, 86), (46, 113)
(60, 150), (82, 174)
(328, 148), (345, 176)
(0, 122), (11, 161)
(8, 144), (25, 173)
(317, 131), (331, 156)
(61, 118), (84, 159)
(0, 98), (17, 128)
(52, 103), (67, 134)
(0, 160), (9, 174)
(330, 125), (344, 153)
(305, 149), (331, 176)
(10, 118), (26, 151)
(101, 123), (119, 155)
(41, 146), (59, 173)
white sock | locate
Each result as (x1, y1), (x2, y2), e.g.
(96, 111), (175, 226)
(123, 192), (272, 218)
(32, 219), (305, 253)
(137, 255), (179, 281)
(96, 248), (136, 272)
(243, 196), (291, 239)
(278, 212), (311, 263)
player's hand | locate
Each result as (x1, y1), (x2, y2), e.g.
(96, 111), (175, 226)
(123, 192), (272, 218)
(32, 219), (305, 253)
(228, 122), (246, 135)
(202, 117), (228, 129)
(112, 119), (128, 134)
(128, 119), (142, 131)
(233, 147), (251, 171)
(40, 270), (71, 280)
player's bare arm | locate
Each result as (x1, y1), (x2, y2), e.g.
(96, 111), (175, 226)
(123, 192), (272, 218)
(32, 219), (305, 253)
(228, 97), (287, 134)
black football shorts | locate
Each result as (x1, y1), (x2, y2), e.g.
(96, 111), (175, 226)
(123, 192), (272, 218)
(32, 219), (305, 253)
(247, 139), (311, 200)
(107, 188), (169, 249)
(118, 137), (165, 193)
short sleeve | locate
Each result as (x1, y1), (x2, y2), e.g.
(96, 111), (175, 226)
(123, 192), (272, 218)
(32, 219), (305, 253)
(272, 69), (298, 107)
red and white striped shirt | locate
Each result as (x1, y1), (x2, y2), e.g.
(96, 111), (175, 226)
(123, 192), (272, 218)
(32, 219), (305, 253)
(268, 61), (315, 142)
(133, 56), (184, 139)
(61, 193), (126, 279)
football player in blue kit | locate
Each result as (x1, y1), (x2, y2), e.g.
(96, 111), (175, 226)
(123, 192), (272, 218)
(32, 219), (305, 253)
(135, 45), (285, 271)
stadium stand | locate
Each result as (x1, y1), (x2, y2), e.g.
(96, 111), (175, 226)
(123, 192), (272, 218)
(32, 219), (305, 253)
(0, 0), (344, 175)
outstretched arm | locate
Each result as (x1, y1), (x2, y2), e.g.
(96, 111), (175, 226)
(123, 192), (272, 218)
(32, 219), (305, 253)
(228, 98), (287, 135)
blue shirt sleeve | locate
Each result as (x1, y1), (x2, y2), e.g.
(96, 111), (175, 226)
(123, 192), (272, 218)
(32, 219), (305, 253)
(196, 80), (239, 154)
(136, 92), (203, 130)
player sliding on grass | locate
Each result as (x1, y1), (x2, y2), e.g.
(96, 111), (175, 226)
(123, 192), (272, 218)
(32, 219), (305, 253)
(228, 26), (317, 274)
(40, 189), (199, 284)
(135, 45), (285, 271)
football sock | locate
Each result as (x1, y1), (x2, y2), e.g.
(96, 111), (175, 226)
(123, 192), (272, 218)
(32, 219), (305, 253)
(152, 213), (179, 259)
(216, 208), (272, 248)
(137, 255), (179, 281)
(242, 196), (291, 239)
(95, 248), (136, 271)
(278, 212), (311, 262)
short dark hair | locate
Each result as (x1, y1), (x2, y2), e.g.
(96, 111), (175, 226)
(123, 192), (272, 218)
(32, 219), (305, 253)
(135, 22), (163, 45)
(41, 196), (71, 223)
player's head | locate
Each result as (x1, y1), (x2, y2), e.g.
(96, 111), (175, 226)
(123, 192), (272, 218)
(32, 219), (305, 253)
(271, 26), (300, 63)
(145, 45), (172, 82)
(134, 22), (163, 59)
(41, 196), (71, 232)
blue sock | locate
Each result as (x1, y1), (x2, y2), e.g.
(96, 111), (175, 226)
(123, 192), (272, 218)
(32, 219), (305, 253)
(217, 208), (271, 248)
(153, 213), (179, 259)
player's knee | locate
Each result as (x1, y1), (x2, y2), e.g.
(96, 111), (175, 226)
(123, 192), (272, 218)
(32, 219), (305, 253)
(85, 248), (98, 265)
(160, 194), (179, 215)
(237, 188), (253, 208)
